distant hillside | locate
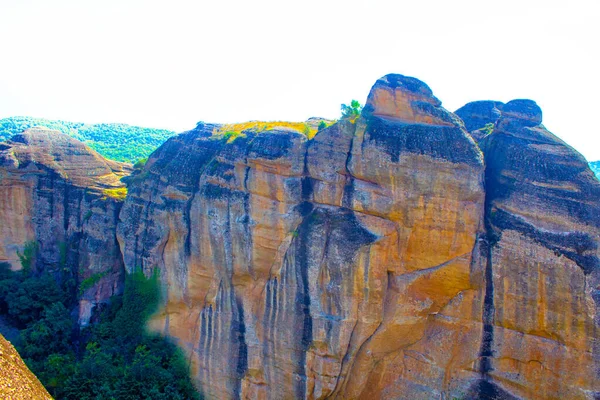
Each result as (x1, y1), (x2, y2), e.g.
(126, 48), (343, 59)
(591, 161), (600, 179)
(0, 116), (177, 163)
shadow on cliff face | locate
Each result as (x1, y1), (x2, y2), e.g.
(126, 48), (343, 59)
(465, 379), (520, 400)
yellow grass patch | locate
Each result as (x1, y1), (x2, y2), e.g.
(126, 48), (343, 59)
(213, 121), (319, 140)
(102, 187), (128, 201)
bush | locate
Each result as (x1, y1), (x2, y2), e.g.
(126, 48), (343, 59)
(17, 241), (38, 273)
(133, 158), (148, 169)
(341, 100), (363, 121)
(79, 271), (108, 295)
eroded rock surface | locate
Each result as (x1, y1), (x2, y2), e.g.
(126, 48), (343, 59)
(472, 99), (600, 399)
(3, 75), (598, 399)
(118, 74), (490, 399)
(0, 128), (129, 324)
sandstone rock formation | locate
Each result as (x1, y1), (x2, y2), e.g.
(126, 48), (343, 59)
(117, 74), (600, 399)
(460, 99), (600, 399)
(0, 128), (129, 324)
(1, 74), (598, 399)
(118, 74), (490, 399)
(0, 333), (52, 399)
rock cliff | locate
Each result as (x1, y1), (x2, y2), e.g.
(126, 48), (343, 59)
(460, 99), (600, 399)
(118, 74), (600, 399)
(0, 128), (129, 324)
(0, 333), (52, 399)
(1, 74), (598, 399)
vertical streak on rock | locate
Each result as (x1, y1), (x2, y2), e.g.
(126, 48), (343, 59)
(262, 277), (275, 390)
(49, 171), (55, 219)
(297, 143), (314, 398)
(242, 165), (254, 279)
(183, 193), (193, 258)
(470, 152), (507, 399)
(199, 304), (213, 387)
(235, 297), (248, 399)
(63, 181), (70, 231)
(479, 238), (494, 376)
(296, 213), (313, 399)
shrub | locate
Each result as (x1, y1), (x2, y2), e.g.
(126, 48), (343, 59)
(341, 100), (363, 122)
(222, 130), (247, 144)
(133, 158), (147, 169)
(17, 241), (38, 272)
(480, 123), (494, 137)
(79, 271), (108, 296)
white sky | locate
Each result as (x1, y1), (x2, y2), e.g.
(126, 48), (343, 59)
(1, 0), (599, 160)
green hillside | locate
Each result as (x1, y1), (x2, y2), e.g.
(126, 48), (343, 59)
(0, 116), (177, 164)
(591, 161), (600, 180)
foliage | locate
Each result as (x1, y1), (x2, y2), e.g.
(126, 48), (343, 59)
(318, 121), (327, 131)
(222, 130), (247, 144)
(302, 123), (311, 137)
(79, 271), (108, 295)
(0, 264), (200, 399)
(102, 187), (128, 201)
(133, 158), (148, 169)
(590, 161), (600, 180)
(58, 242), (68, 267)
(0, 262), (17, 315)
(20, 302), (74, 361)
(480, 122), (494, 137)
(0, 116), (177, 163)
(2, 272), (67, 328)
(341, 100), (363, 122)
(213, 120), (318, 140)
(17, 240), (38, 273)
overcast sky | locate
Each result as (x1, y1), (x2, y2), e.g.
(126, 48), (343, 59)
(1, 0), (599, 160)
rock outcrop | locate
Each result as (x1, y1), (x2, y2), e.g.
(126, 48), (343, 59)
(0, 333), (52, 399)
(0, 128), (129, 324)
(1, 74), (599, 399)
(118, 74), (491, 399)
(461, 99), (600, 399)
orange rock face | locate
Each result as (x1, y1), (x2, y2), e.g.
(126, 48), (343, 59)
(118, 75), (500, 399)
(3, 77), (598, 398)
(0, 128), (130, 324)
(475, 100), (600, 399)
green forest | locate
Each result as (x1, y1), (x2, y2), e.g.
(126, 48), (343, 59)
(0, 116), (177, 164)
(0, 262), (200, 399)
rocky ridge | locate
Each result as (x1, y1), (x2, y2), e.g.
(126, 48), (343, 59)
(0, 128), (130, 324)
(0, 75), (598, 399)
(116, 74), (600, 399)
